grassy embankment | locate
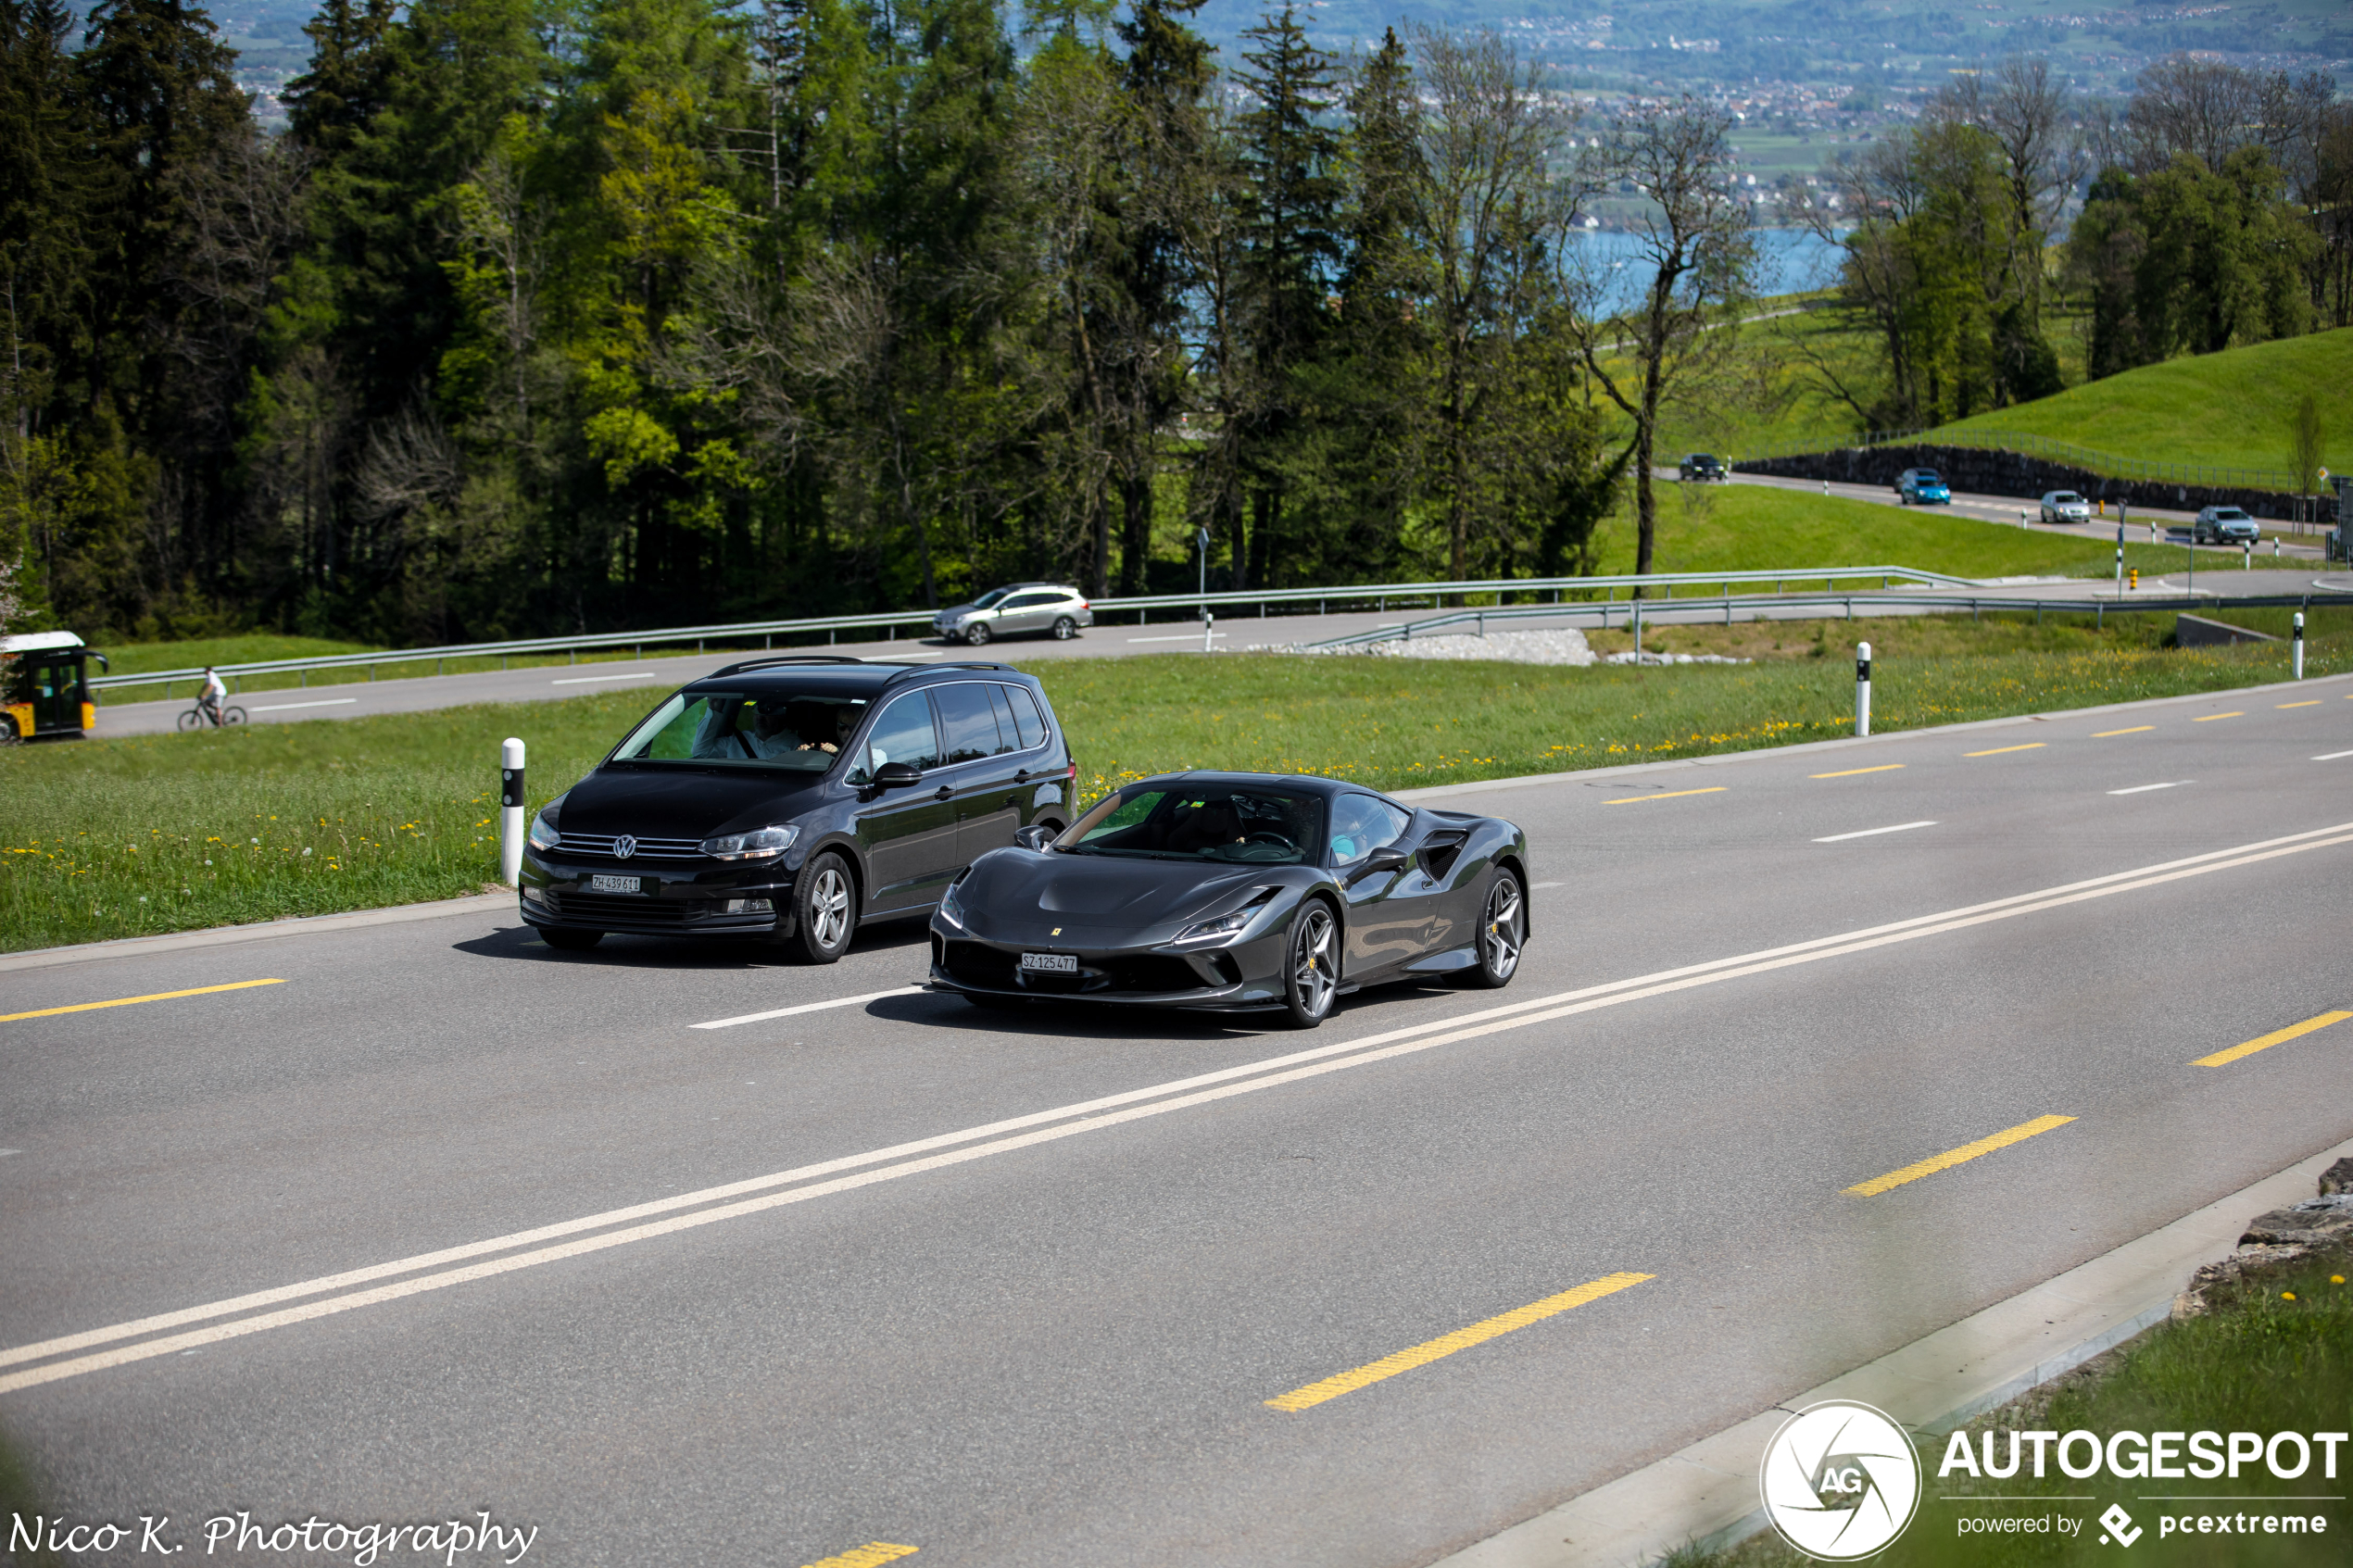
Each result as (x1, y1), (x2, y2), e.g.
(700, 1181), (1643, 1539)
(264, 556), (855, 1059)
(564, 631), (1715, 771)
(1669, 1244), (2353, 1568)
(6, 607), (2346, 953)
(1931, 328), (2353, 479)
(1577, 483), (2257, 580)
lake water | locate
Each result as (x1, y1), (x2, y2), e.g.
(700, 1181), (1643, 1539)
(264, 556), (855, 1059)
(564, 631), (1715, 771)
(1567, 227), (1849, 312)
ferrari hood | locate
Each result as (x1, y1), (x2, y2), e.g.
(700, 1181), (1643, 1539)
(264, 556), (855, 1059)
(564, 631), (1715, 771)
(964, 851), (1271, 936)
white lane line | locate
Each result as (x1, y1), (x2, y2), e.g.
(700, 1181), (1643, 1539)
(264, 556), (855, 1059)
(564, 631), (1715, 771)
(8, 819), (2351, 1395)
(550, 671), (658, 685)
(2315, 750), (2353, 762)
(2109, 781), (2193, 796)
(1813, 821), (1937, 844)
(249, 697), (360, 712)
(693, 985), (927, 1030)
(1530, 881), (1565, 889)
(1126, 633), (1227, 644)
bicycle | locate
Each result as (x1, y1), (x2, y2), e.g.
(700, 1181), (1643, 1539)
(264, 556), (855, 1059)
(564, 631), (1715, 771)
(178, 700), (247, 732)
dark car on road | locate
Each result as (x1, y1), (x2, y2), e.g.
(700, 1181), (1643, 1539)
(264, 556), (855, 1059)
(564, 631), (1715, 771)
(1679, 453), (1727, 483)
(2193, 506), (2260, 546)
(520, 657), (1076, 960)
(929, 772), (1529, 1029)
(1895, 468), (1951, 506)
(931, 583), (1095, 646)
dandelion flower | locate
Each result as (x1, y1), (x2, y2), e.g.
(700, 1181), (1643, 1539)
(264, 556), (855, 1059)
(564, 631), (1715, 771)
(2283, 1291), (2296, 1301)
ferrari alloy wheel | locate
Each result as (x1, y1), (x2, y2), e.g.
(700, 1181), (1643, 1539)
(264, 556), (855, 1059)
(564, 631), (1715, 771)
(1469, 870), (1524, 988)
(540, 926), (604, 951)
(1051, 616), (1078, 640)
(1281, 900), (1338, 1028)
(787, 852), (856, 963)
(964, 621), (992, 646)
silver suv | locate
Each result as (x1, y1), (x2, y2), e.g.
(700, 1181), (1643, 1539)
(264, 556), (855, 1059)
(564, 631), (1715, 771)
(2193, 506), (2260, 546)
(933, 583), (1095, 646)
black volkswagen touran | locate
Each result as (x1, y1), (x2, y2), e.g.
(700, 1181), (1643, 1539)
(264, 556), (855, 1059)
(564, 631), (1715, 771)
(518, 657), (1076, 961)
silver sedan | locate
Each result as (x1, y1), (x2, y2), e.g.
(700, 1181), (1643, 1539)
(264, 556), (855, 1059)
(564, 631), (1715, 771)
(2038, 490), (2092, 524)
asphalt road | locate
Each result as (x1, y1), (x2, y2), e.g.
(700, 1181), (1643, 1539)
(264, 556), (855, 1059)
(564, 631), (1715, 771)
(6, 678), (2352, 1566)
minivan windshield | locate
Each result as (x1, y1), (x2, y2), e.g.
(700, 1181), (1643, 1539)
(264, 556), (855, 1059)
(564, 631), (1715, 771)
(1059, 784), (1325, 865)
(612, 690), (868, 771)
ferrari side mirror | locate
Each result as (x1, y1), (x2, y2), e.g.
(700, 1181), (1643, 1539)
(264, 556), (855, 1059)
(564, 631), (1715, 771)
(1350, 844), (1410, 882)
(1014, 824), (1055, 851)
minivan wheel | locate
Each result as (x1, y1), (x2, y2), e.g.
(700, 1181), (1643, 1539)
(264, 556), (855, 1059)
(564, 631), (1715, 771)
(964, 622), (992, 646)
(1051, 616), (1077, 640)
(540, 926), (604, 950)
(786, 852), (856, 963)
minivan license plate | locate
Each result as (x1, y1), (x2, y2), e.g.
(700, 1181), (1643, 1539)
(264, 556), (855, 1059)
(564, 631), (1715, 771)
(589, 874), (642, 894)
(1019, 952), (1076, 973)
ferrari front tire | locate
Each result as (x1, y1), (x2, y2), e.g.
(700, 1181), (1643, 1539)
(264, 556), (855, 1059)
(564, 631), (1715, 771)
(1280, 899), (1339, 1029)
(1467, 869), (1524, 988)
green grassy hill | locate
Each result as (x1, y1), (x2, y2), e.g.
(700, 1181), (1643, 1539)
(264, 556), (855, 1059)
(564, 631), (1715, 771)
(1930, 329), (2353, 481)
(1583, 483), (2239, 581)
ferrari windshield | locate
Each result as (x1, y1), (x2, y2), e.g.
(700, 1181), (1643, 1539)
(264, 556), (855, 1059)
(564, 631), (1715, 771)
(612, 690), (868, 771)
(1060, 784), (1325, 865)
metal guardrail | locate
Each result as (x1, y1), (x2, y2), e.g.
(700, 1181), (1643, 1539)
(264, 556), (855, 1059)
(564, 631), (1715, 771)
(1735, 425), (2308, 495)
(89, 566), (1975, 698)
(1302, 589), (2353, 648)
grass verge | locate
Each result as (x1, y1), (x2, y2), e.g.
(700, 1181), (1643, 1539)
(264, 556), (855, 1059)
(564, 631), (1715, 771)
(5, 613), (2341, 953)
(1672, 1243), (2353, 1567)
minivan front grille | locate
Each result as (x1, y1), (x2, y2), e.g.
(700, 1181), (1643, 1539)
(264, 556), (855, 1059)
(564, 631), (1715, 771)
(554, 832), (705, 861)
(548, 892), (687, 923)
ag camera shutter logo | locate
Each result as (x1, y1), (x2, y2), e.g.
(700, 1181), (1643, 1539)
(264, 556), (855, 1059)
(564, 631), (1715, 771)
(1760, 1399), (1922, 1560)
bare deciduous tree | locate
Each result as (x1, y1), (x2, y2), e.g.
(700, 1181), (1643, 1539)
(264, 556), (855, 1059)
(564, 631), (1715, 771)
(1568, 97), (1758, 585)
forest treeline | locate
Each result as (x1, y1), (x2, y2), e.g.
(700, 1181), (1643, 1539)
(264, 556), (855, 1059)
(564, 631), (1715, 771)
(0, 0), (2347, 648)
(3, 0), (1678, 645)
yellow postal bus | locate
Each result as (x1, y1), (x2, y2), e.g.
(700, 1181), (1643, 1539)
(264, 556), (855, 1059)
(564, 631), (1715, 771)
(2, 631), (107, 740)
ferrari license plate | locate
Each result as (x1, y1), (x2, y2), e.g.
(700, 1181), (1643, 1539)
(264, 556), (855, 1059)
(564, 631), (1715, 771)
(589, 873), (643, 894)
(1019, 952), (1077, 973)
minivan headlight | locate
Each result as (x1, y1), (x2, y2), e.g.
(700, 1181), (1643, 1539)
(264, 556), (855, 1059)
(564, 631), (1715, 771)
(527, 812), (560, 852)
(701, 824), (798, 860)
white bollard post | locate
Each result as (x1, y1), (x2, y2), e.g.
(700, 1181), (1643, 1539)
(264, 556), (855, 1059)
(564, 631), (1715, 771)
(2244, 542), (2251, 571)
(1202, 609), (1215, 655)
(499, 736), (526, 885)
(1856, 642), (1872, 737)
(2293, 613), (2304, 681)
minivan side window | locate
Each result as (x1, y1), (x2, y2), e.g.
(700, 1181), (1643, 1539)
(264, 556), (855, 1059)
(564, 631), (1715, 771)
(933, 682), (1005, 764)
(1002, 684), (1047, 750)
(855, 691), (942, 783)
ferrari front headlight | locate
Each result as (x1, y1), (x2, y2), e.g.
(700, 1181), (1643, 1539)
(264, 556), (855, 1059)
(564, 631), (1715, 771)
(937, 874), (968, 929)
(1174, 910), (1252, 944)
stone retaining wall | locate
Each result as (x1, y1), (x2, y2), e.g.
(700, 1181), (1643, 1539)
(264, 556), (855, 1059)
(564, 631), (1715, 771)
(1738, 444), (2341, 526)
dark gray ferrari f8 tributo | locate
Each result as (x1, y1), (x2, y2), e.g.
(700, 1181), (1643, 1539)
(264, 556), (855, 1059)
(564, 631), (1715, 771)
(927, 772), (1529, 1028)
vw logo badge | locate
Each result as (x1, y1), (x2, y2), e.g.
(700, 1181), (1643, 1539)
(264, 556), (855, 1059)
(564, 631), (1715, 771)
(614, 834), (637, 859)
(1758, 1399), (1920, 1561)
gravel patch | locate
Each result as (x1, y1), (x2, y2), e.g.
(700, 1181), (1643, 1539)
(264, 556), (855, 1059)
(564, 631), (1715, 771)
(1248, 626), (1752, 666)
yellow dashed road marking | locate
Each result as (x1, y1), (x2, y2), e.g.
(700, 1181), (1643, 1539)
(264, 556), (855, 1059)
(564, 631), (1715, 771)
(1847, 1116), (2076, 1197)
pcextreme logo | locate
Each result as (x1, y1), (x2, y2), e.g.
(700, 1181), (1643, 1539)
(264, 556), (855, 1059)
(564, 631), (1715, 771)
(1760, 1400), (1923, 1561)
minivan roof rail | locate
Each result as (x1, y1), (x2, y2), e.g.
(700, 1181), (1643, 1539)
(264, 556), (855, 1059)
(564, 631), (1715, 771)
(880, 660), (1013, 685)
(704, 654), (876, 678)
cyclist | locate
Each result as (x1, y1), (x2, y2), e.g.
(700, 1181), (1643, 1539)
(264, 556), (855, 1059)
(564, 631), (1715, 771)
(197, 666), (228, 727)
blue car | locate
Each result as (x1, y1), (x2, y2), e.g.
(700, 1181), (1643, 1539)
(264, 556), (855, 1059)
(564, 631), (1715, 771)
(1896, 468), (1951, 506)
